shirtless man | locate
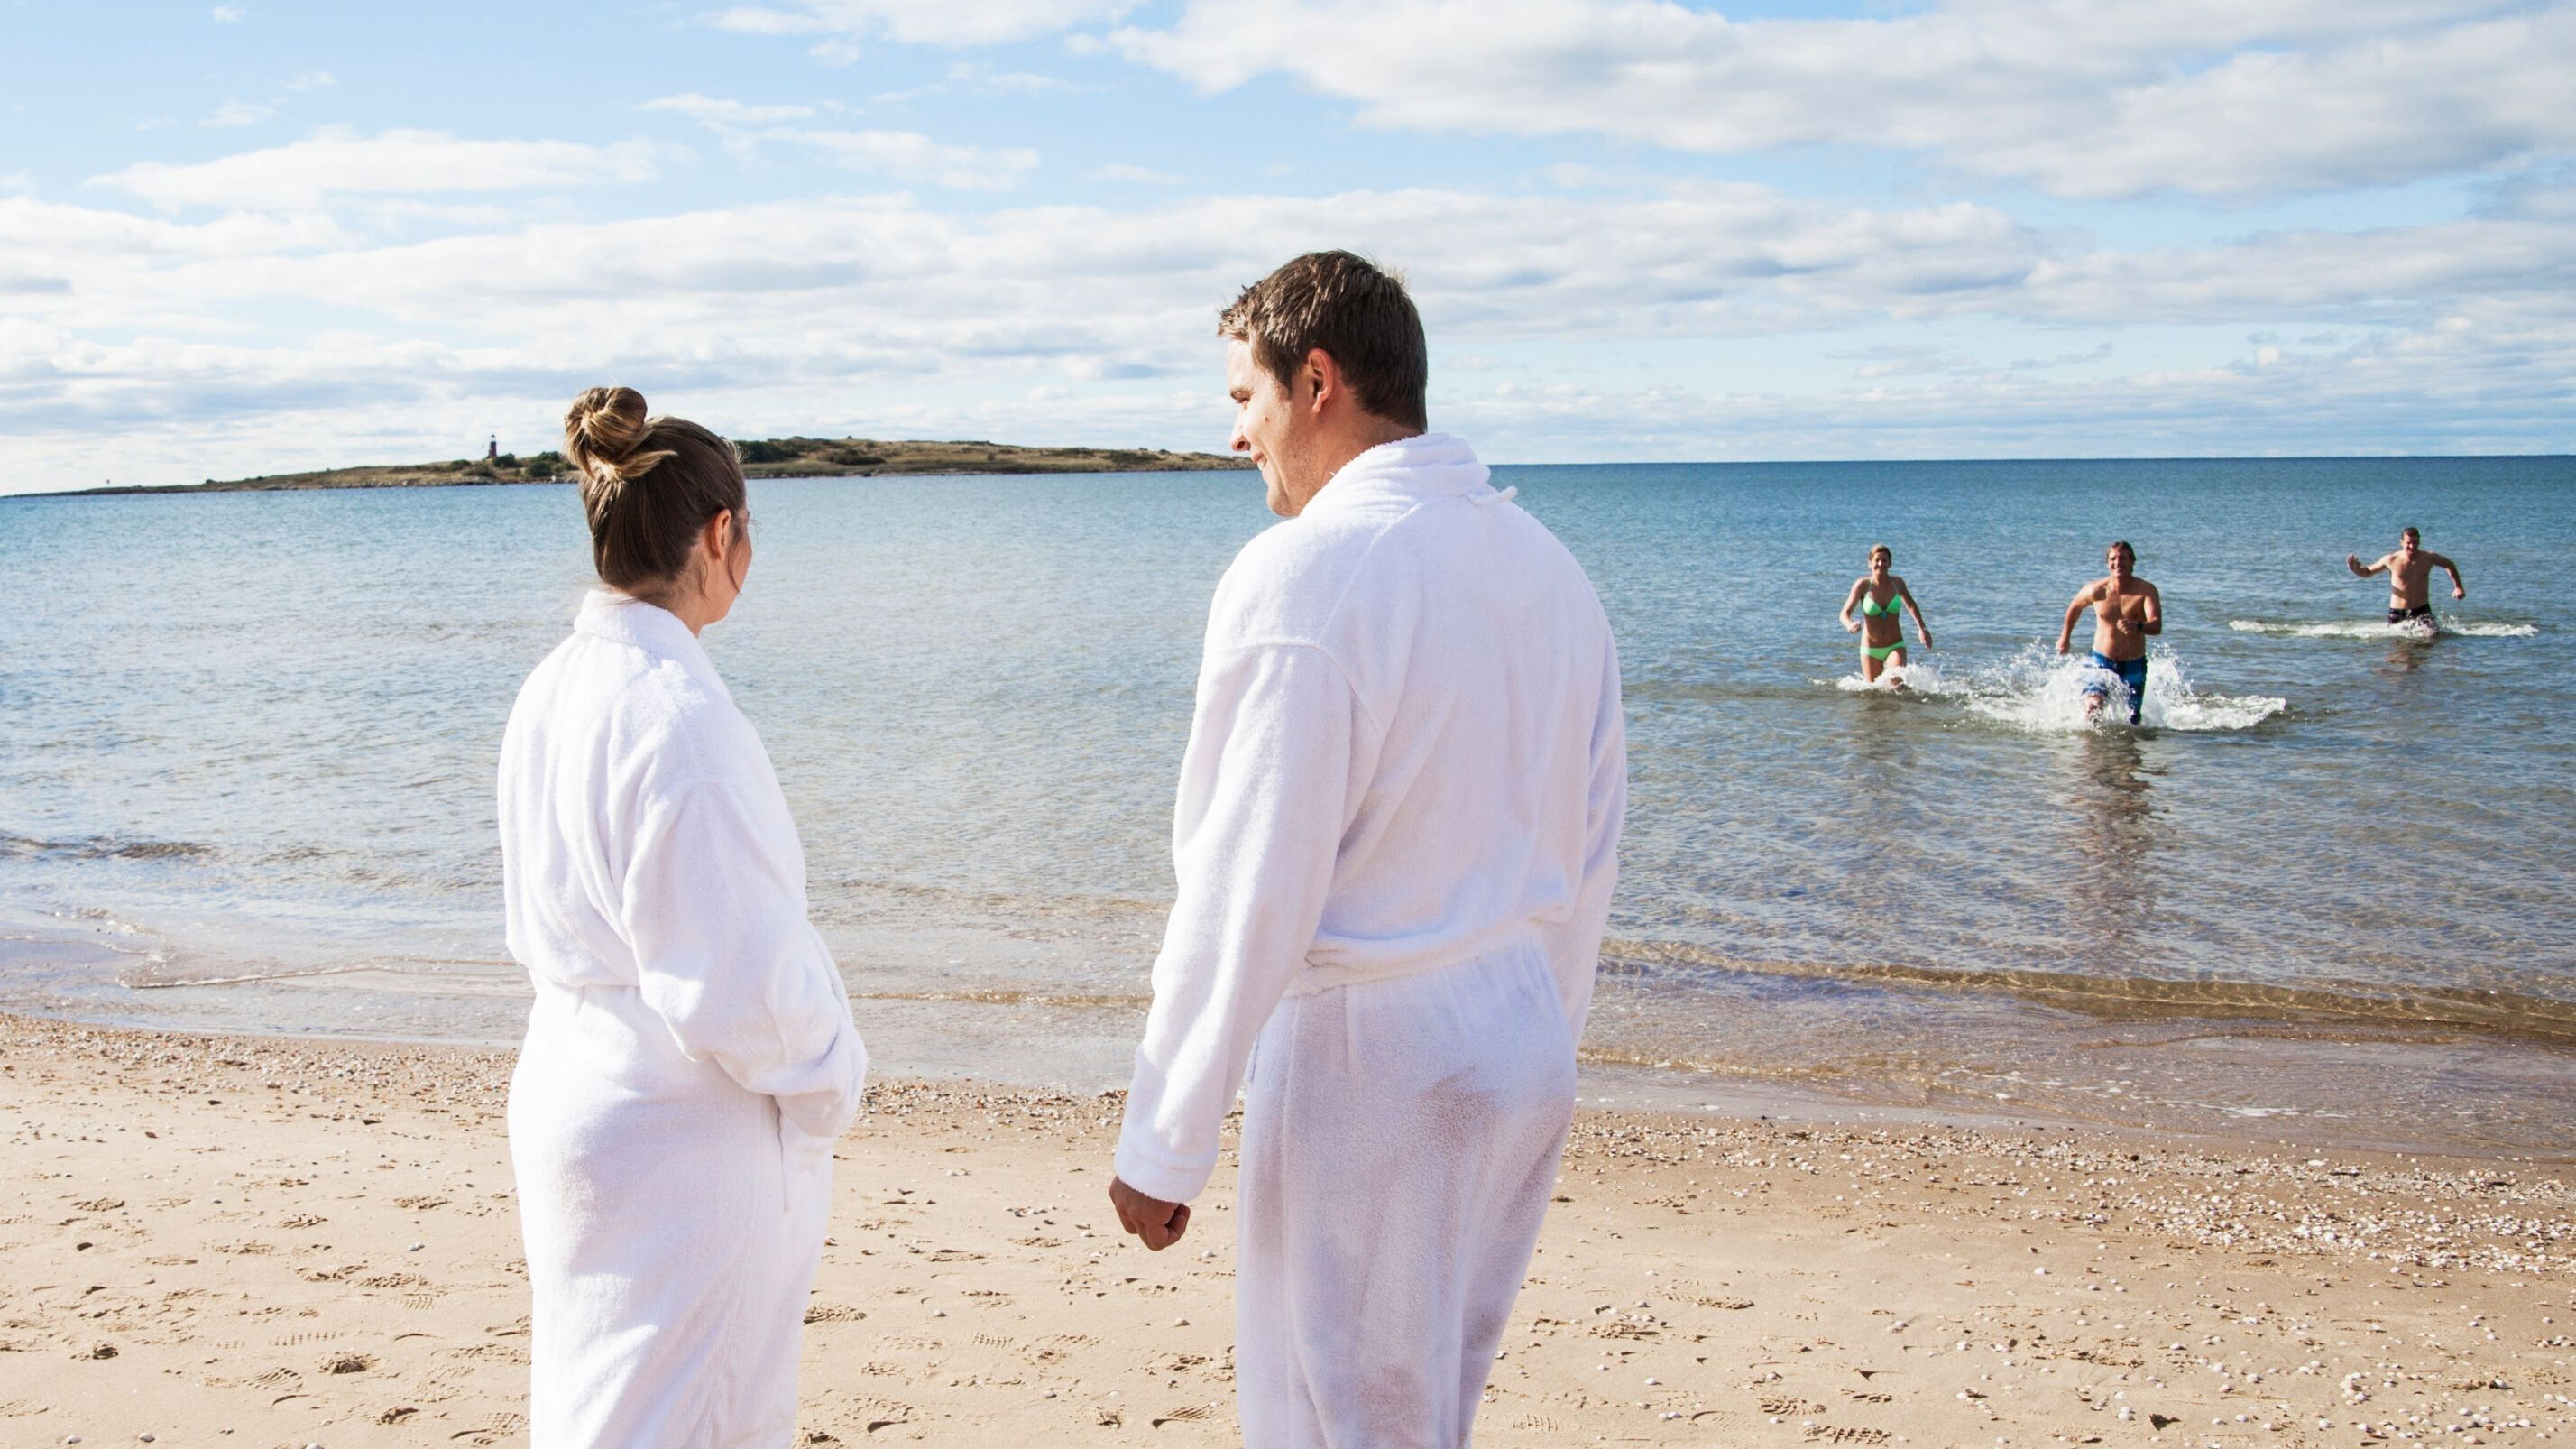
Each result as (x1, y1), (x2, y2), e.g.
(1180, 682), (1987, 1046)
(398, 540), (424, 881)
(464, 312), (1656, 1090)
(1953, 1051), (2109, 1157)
(2347, 527), (2464, 632)
(2056, 540), (2162, 724)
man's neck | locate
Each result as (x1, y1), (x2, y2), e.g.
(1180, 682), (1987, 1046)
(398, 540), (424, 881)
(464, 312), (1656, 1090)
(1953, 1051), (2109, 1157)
(1311, 419), (1423, 484)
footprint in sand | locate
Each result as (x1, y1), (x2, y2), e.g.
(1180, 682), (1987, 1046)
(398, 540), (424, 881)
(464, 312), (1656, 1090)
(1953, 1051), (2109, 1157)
(448, 1410), (526, 1444)
(1151, 1404), (1220, 1426)
(1022, 1334), (1096, 1366)
(835, 1398), (913, 1434)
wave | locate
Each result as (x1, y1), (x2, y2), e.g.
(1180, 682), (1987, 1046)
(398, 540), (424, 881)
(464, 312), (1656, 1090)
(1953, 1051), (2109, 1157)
(854, 987), (1153, 1011)
(0, 832), (215, 862)
(2230, 616), (2537, 640)
(1603, 939), (2576, 1046)
(1825, 644), (2283, 731)
(124, 954), (514, 990)
(1955, 644), (2284, 733)
(1830, 657), (1952, 694)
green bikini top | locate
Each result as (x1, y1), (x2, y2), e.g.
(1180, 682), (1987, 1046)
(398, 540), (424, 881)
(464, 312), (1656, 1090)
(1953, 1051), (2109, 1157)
(1859, 591), (1901, 617)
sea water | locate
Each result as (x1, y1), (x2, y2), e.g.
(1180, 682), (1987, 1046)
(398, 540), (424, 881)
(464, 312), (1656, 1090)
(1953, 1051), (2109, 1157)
(3, 456), (2571, 1152)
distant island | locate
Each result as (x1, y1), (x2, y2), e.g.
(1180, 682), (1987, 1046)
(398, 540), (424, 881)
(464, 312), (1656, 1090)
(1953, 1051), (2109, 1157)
(55, 436), (1251, 495)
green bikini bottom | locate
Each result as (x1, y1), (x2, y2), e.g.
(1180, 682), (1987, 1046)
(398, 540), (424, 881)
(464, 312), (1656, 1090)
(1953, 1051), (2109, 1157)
(1866, 641), (1908, 661)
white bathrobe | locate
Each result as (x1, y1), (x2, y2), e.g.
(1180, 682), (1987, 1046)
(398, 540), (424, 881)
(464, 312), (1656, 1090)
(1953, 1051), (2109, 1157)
(499, 590), (867, 1449)
(1116, 433), (1625, 1448)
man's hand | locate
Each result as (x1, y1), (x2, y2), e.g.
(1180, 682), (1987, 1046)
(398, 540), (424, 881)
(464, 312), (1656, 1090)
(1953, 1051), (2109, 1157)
(2453, 585), (2466, 599)
(2055, 635), (2072, 655)
(1109, 1177), (1191, 1251)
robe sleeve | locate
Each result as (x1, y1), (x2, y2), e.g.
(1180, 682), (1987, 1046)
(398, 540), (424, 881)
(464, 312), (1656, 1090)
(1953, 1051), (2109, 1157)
(1535, 634), (1626, 1043)
(622, 779), (869, 1140)
(1114, 642), (1361, 1204)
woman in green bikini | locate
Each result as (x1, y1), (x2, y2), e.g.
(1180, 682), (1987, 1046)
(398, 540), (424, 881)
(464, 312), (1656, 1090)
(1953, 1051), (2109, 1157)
(1839, 543), (1934, 686)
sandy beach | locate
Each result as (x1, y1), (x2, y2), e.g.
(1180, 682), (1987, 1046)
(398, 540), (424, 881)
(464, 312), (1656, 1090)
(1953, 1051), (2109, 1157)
(4, 1010), (2571, 1446)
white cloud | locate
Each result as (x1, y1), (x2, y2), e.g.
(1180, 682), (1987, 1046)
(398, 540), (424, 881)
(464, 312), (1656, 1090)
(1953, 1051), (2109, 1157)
(203, 99), (279, 128)
(704, 0), (1136, 48)
(89, 127), (664, 211)
(1089, 162), (1188, 185)
(642, 96), (1036, 189)
(784, 128), (1038, 189)
(874, 62), (1082, 103)
(210, 5), (244, 20)
(5, 172), (2571, 490)
(200, 70), (337, 129)
(1106, 0), (2576, 200)
(639, 93), (819, 126)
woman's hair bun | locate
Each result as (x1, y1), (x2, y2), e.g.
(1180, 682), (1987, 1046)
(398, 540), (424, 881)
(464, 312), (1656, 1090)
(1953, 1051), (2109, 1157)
(565, 385), (670, 485)
(561, 384), (748, 597)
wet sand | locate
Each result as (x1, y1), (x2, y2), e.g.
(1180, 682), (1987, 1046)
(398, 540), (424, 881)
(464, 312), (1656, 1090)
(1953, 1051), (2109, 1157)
(5, 1011), (2572, 1446)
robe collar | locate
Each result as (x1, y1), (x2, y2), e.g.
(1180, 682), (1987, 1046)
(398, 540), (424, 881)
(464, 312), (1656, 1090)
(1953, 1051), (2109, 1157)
(573, 588), (733, 700)
(1296, 432), (1507, 522)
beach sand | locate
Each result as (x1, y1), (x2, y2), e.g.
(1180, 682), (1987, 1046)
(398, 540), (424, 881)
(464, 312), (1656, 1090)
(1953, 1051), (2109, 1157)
(4, 1012), (2571, 1447)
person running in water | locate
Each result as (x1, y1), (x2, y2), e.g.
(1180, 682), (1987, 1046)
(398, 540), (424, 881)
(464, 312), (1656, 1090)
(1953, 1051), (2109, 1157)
(2056, 540), (2161, 724)
(2347, 527), (2464, 632)
(1838, 543), (1933, 686)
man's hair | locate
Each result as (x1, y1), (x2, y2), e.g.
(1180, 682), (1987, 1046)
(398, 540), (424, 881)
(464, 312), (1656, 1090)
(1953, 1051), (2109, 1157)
(2403, 526), (2421, 543)
(2109, 540), (2136, 561)
(1219, 251), (1429, 430)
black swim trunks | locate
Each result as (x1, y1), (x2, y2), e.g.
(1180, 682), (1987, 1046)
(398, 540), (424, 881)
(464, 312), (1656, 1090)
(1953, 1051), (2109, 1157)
(2388, 604), (2433, 625)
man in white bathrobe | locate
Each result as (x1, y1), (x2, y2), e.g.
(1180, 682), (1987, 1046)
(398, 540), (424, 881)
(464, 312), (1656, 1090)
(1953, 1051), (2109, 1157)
(1109, 251), (1626, 1448)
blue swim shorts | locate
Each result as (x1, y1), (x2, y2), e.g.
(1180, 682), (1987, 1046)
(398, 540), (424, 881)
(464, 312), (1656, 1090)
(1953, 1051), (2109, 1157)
(2085, 651), (2148, 724)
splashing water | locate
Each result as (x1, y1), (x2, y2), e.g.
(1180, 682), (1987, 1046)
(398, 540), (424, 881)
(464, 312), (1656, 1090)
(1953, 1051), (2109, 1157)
(2229, 615), (2538, 640)
(1831, 656), (1951, 694)
(1956, 644), (2286, 733)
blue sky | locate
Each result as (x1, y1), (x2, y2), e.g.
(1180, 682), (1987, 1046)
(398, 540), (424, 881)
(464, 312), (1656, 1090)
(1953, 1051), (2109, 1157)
(2, 0), (2571, 492)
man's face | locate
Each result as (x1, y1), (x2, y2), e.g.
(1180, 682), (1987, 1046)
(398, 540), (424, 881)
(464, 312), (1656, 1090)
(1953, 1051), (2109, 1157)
(2106, 546), (2132, 582)
(1226, 340), (1307, 518)
(2400, 531), (2419, 557)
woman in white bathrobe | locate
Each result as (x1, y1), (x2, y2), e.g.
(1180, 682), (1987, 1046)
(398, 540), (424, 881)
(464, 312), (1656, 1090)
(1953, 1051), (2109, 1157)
(499, 386), (868, 1449)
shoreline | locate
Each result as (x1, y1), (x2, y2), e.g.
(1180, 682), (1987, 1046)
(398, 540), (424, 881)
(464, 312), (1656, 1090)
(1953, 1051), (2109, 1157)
(11, 932), (2576, 1164)
(5, 1011), (2573, 1445)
